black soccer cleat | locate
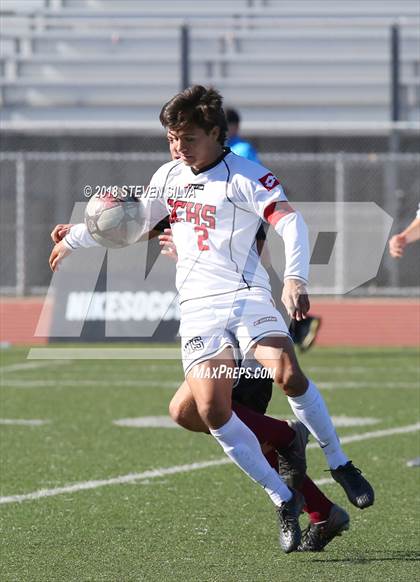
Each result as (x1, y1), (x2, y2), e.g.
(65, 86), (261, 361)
(276, 489), (305, 553)
(330, 461), (374, 509)
(291, 317), (322, 352)
(300, 317), (321, 352)
(277, 420), (310, 489)
(298, 504), (350, 552)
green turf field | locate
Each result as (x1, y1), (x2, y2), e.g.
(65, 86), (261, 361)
(1, 346), (419, 582)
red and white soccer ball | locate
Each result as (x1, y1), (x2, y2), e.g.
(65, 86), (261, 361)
(85, 192), (145, 249)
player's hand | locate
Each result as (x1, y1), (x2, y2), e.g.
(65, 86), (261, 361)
(159, 228), (178, 262)
(49, 240), (72, 272)
(282, 278), (310, 321)
(389, 234), (406, 258)
(51, 223), (74, 243)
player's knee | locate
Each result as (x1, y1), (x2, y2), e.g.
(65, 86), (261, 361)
(169, 397), (205, 432)
(272, 348), (307, 396)
(168, 397), (186, 427)
(283, 369), (308, 397)
(197, 400), (230, 429)
(271, 352), (291, 386)
(272, 367), (285, 387)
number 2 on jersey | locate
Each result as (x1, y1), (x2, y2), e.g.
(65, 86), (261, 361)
(194, 226), (209, 251)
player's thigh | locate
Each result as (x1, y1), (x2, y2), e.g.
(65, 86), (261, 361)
(180, 299), (236, 377)
(186, 349), (236, 429)
(169, 381), (208, 432)
(251, 335), (307, 393)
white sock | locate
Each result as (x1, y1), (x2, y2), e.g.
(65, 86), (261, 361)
(288, 380), (349, 470)
(210, 412), (292, 506)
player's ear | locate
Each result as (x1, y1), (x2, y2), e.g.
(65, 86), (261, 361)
(209, 126), (220, 142)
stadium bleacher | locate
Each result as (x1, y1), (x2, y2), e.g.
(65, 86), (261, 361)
(0, 0), (419, 123)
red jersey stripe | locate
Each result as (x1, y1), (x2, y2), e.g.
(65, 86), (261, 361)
(263, 201), (295, 226)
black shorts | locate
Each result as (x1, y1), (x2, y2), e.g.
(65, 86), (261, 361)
(232, 375), (273, 415)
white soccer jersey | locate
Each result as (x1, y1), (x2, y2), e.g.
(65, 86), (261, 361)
(142, 148), (309, 304)
(65, 148), (309, 306)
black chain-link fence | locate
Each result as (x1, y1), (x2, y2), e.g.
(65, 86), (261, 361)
(1, 150), (419, 295)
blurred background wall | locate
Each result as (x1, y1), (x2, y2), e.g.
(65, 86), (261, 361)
(0, 0), (419, 344)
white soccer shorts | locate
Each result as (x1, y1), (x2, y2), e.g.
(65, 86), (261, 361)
(180, 287), (290, 375)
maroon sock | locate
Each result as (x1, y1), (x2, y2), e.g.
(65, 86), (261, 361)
(300, 475), (333, 523)
(232, 401), (295, 449)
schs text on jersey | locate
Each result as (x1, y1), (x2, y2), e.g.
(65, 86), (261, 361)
(167, 198), (216, 229)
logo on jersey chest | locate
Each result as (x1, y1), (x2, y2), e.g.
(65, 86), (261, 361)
(168, 198), (216, 229)
(185, 183), (205, 191)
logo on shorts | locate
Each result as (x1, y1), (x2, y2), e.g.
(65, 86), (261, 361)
(184, 336), (205, 354)
(253, 316), (278, 326)
(259, 173), (280, 191)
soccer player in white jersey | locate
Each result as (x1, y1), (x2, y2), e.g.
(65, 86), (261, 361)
(49, 86), (373, 552)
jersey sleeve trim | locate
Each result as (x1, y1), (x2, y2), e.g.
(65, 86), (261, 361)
(283, 274), (309, 284)
(263, 201), (295, 226)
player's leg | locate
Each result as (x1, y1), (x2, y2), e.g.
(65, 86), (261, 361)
(170, 379), (297, 452)
(185, 350), (304, 553)
(170, 373), (347, 550)
(251, 334), (348, 466)
(251, 335), (374, 509)
(231, 399), (350, 551)
(169, 381), (208, 432)
(185, 350), (292, 499)
(298, 477), (350, 552)
(169, 380), (284, 471)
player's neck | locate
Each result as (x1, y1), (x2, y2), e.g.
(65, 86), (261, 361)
(191, 145), (225, 173)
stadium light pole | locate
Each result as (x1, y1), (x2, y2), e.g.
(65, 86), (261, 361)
(387, 22), (402, 288)
(180, 23), (190, 90)
(391, 23), (401, 123)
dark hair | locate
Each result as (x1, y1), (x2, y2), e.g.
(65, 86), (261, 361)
(159, 85), (227, 145)
(225, 108), (240, 125)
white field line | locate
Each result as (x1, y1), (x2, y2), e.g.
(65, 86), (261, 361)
(0, 361), (71, 374)
(307, 366), (419, 374)
(331, 423), (420, 445)
(319, 382), (419, 390)
(27, 347), (182, 360)
(25, 351), (420, 372)
(313, 478), (335, 487)
(0, 459), (230, 505)
(1, 379), (181, 389)
(113, 415), (380, 429)
(0, 422), (419, 506)
(2, 379), (418, 390)
(0, 419), (49, 426)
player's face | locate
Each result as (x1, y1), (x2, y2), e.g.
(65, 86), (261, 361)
(167, 132), (180, 161)
(166, 126), (222, 170)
